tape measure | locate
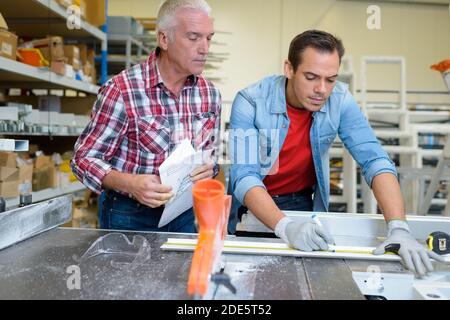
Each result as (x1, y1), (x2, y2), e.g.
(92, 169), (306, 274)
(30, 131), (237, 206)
(426, 231), (450, 255)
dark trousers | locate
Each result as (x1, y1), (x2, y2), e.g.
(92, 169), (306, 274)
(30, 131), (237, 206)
(271, 188), (314, 211)
(99, 190), (197, 233)
(237, 188), (314, 221)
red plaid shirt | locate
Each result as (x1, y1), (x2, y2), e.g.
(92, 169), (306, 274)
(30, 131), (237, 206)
(71, 50), (222, 195)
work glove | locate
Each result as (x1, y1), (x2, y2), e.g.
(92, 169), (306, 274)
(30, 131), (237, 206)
(275, 217), (335, 252)
(372, 220), (447, 277)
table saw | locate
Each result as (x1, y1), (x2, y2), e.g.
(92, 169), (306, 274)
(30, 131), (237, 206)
(0, 196), (449, 300)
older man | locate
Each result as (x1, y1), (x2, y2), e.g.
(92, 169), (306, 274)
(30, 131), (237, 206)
(228, 30), (446, 277)
(72, 0), (221, 233)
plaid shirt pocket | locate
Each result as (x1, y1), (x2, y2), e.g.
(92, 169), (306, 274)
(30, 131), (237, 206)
(192, 103), (220, 150)
(138, 115), (170, 155)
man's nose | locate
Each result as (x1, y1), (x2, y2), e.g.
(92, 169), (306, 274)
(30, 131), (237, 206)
(314, 80), (326, 94)
(198, 38), (209, 55)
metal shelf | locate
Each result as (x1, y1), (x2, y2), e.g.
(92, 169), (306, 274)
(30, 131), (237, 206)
(108, 35), (152, 54)
(1, 0), (106, 41)
(5, 181), (86, 210)
(106, 35), (152, 69)
(0, 131), (81, 137)
(0, 56), (100, 94)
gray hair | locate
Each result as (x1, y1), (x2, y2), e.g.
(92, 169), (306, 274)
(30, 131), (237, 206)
(156, 0), (212, 43)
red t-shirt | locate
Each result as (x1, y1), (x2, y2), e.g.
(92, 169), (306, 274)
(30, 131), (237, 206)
(263, 103), (316, 196)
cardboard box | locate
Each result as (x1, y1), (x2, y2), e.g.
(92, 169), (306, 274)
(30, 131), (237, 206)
(34, 155), (53, 169)
(74, 0), (87, 19)
(32, 165), (57, 191)
(0, 106), (19, 121)
(50, 60), (65, 76)
(68, 206), (98, 228)
(0, 29), (18, 60)
(64, 45), (80, 70)
(0, 167), (19, 182)
(0, 152), (18, 167)
(85, 0), (106, 27)
(0, 180), (20, 198)
(27, 36), (65, 62)
(77, 44), (87, 66)
(19, 164), (33, 183)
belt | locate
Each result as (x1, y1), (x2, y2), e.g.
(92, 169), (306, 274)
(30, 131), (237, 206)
(271, 188), (314, 199)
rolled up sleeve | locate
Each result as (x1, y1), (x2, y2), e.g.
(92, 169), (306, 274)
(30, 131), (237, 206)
(338, 90), (398, 188)
(71, 80), (128, 194)
(229, 92), (266, 205)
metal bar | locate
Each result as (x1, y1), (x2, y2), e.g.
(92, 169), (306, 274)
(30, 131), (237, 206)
(0, 195), (72, 251)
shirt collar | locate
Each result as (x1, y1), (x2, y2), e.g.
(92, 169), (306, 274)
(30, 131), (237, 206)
(147, 48), (199, 89)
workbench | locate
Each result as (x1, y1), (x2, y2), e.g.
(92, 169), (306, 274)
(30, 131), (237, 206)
(0, 227), (406, 300)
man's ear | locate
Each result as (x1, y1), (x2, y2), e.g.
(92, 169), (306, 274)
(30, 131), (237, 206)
(158, 31), (169, 50)
(284, 60), (294, 79)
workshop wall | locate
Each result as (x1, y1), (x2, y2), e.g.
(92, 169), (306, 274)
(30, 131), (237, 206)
(108, 0), (450, 102)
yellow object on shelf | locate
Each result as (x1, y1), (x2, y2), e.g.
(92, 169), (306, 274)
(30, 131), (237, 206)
(17, 48), (49, 67)
(59, 160), (78, 182)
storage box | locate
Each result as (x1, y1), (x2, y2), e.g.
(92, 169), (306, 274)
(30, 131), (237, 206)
(18, 164), (33, 183)
(50, 60), (65, 76)
(32, 165), (57, 191)
(108, 16), (138, 35)
(0, 106), (19, 121)
(0, 152), (18, 167)
(0, 167), (19, 182)
(0, 180), (20, 198)
(0, 29), (18, 61)
(77, 44), (87, 66)
(35, 155), (52, 169)
(37, 111), (59, 125)
(25, 36), (65, 62)
(58, 113), (76, 126)
(85, 0), (106, 27)
(69, 206), (98, 228)
(23, 109), (40, 124)
(64, 45), (80, 70)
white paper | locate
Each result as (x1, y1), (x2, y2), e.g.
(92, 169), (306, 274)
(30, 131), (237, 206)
(158, 139), (213, 228)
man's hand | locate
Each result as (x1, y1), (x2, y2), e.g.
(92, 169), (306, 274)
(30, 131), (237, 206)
(190, 162), (215, 182)
(275, 217), (335, 252)
(373, 220), (447, 277)
(130, 174), (174, 208)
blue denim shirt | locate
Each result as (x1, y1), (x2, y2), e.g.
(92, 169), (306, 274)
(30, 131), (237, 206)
(227, 75), (397, 233)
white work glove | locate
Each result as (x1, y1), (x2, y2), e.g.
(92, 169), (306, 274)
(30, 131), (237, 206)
(275, 217), (335, 252)
(372, 220), (447, 277)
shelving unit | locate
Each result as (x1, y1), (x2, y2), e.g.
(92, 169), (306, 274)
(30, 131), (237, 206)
(0, 0), (108, 85)
(5, 181), (86, 210)
(0, 56), (99, 94)
(106, 33), (155, 78)
(0, 0), (106, 208)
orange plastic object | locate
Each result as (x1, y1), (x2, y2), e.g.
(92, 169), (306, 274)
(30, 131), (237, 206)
(187, 179), (231, 297)
(431, 59), (450, 73)
(17, 48), (49, 67)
